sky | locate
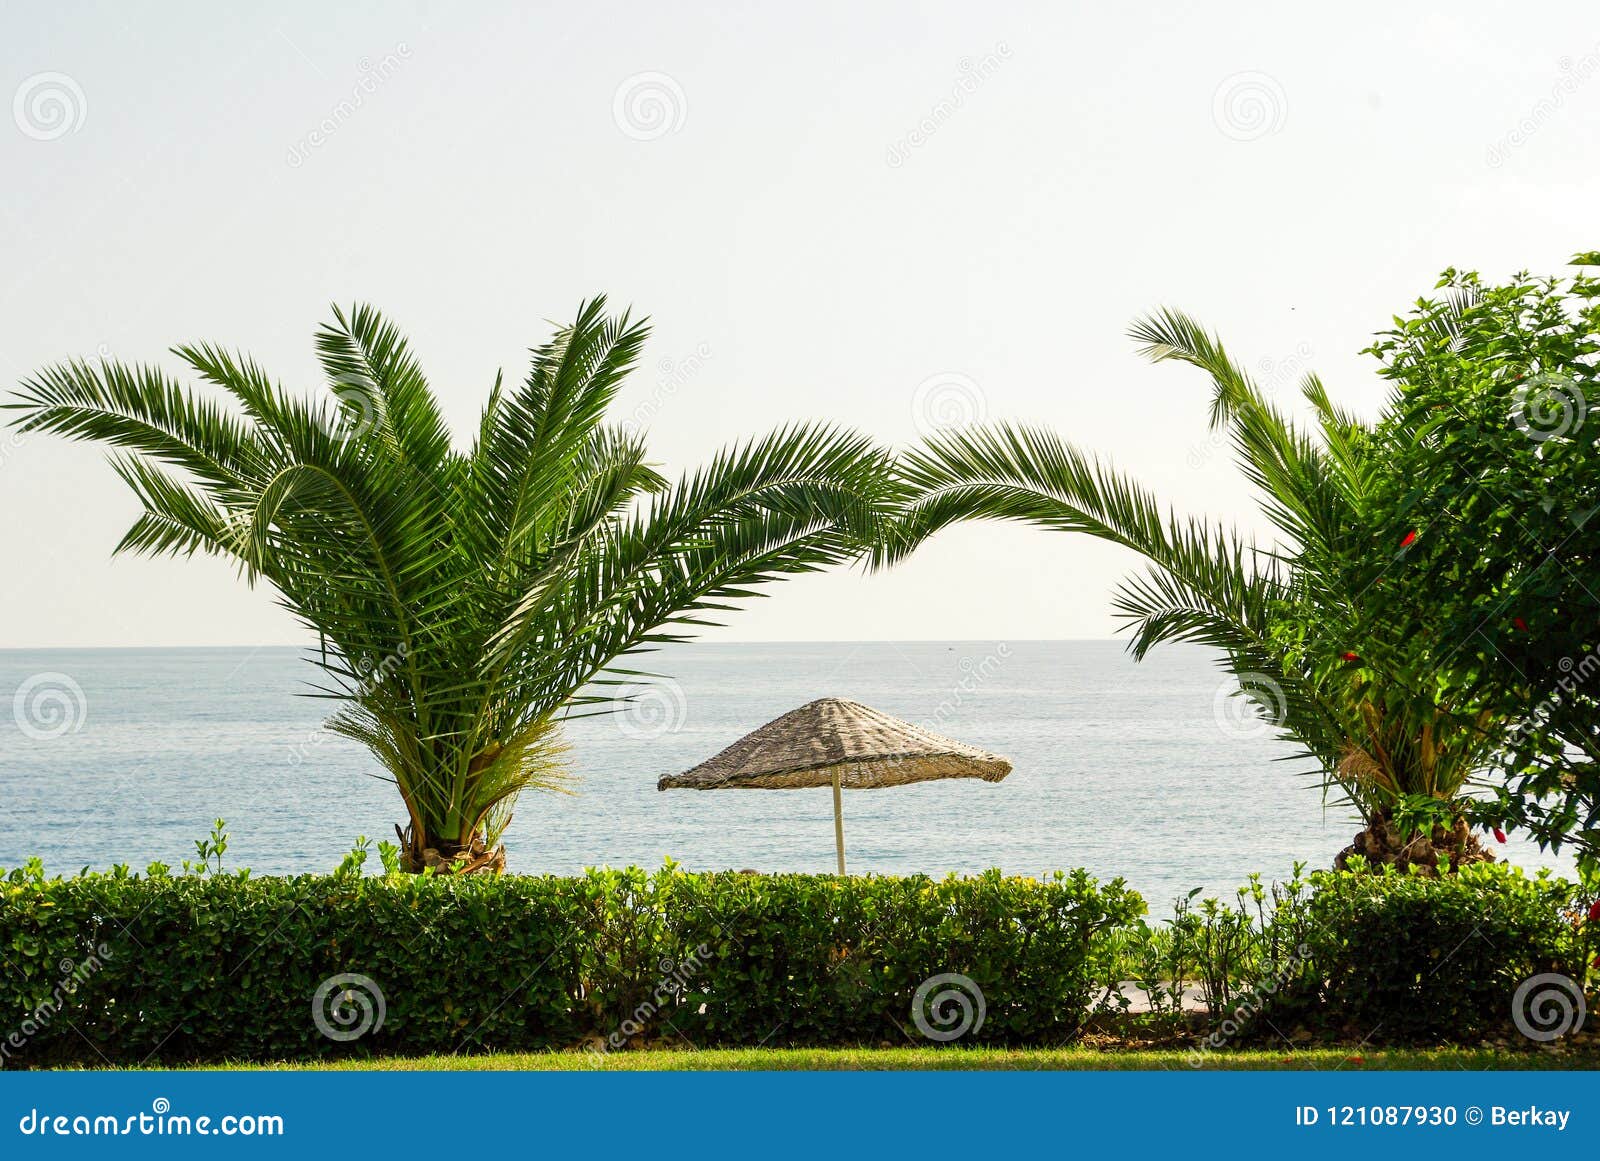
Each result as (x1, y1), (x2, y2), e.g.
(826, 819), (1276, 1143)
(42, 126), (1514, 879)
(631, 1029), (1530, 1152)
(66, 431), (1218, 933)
(2, 0), (1598, 648)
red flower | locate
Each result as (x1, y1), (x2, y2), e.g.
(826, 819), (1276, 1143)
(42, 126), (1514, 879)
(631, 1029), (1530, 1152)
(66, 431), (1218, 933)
(1340, 652), (1360, 663)
(1514, 617), (1528, 632)
(1345, 1055), (1365, 1065)
(1400, 530), (1417, 548)
(1493, 828), (1507, 844)
(1588, 900), (1600, 923)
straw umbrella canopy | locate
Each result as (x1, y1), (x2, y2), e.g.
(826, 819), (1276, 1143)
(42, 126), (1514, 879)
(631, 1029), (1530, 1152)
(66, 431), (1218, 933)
(657, 697), (1011, 873)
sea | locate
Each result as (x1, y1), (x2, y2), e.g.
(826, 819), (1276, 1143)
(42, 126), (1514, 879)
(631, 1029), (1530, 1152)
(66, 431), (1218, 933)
(0, 641), (1572, 909)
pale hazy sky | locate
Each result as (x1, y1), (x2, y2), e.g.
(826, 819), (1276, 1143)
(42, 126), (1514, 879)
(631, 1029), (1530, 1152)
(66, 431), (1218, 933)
(3, 1), (1598, 648)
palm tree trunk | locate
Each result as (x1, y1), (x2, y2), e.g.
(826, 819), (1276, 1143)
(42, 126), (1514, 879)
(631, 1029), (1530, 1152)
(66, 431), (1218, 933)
(394, 823), (506, 875)
(1333, 809), (1495, 874)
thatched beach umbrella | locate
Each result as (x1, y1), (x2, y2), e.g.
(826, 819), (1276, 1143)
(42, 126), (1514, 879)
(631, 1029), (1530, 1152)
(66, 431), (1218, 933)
(657, 698), (1011, 873)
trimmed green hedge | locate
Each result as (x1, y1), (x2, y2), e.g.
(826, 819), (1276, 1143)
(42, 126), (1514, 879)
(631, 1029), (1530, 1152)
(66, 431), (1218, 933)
(659, 870), (1136, 1045)
(4, 859), (1588, 1065)
(1133, 862), (1591, 1048)
(0, 864), (1142, 1066)
(0, 869), (590, 1065)
(1289, 863), (1586, 1042)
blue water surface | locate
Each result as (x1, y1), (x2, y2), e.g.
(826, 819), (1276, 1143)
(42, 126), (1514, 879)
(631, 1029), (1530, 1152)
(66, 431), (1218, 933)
(0, 641), (1570, 905)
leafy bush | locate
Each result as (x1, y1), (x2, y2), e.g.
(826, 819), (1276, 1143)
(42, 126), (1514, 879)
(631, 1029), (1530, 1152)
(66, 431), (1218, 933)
(1289, 862), (1585, 1042)
(1143, 862), (1588, 1046)
(1112, 871), (1315, 1031)
(0, 862), (1141, 1066)
(1359, 258), (1600, 865)
(0, 863), (591, 1065)
(5, 855), (1583, 1064)
(660, 869), (1142, 1046)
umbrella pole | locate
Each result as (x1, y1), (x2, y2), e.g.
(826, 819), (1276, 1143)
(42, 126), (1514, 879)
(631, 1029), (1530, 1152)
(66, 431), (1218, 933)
(832, 768), (846, 875)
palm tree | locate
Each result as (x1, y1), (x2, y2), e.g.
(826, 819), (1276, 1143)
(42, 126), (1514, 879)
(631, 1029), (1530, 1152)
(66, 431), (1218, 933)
(883, 310), (1501, 870)
(10, 299), (895, 872)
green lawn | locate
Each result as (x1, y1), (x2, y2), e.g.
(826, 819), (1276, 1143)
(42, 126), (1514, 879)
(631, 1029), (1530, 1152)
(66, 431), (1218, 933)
(179, 1044), (1600, 1072)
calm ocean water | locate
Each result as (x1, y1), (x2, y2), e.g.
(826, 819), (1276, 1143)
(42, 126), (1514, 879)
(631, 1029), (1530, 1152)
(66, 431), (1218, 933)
(0, 641), (1571, 907)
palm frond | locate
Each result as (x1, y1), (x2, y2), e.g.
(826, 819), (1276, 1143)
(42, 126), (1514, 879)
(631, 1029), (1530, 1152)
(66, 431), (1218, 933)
(7, 299), (892, 870)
